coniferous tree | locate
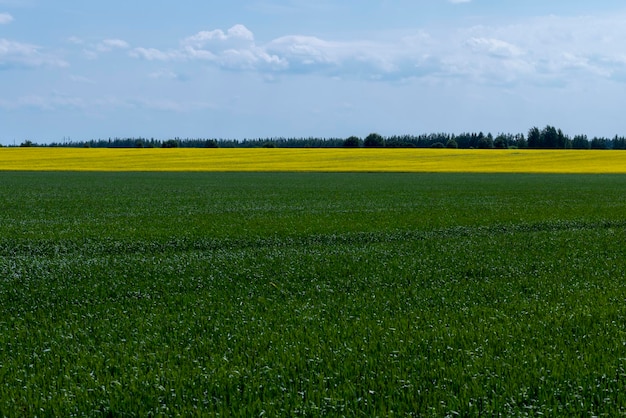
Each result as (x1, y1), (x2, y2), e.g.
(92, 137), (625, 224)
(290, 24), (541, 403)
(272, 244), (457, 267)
(527, 127), (541, 148)
(572, 135), (590, 149)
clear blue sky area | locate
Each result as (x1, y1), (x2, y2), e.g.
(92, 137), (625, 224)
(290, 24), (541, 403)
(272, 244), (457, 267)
(2, 0), (626, 144)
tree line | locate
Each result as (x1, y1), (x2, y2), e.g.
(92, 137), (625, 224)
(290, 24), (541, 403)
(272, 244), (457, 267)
(8, 126), (626, 149)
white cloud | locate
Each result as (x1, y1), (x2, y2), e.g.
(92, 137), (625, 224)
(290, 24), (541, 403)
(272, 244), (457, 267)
(132, 24), (287, 71)
(182, 24), (254, 50)
(123, 14), (626, 86)
(129, 98), (213, 112)
(97, 39), (130, 52)
(0, 38), (68, 69)
(0, 92), (214, 113)
(129, 47), (182, 61)
(266, 35), (418, 77)
(131, 24), (427, 78)
(466, 37), (523, 59)
(148, 69), (186, 81)
(458, 14), (626, 85)
(267, 35), (336, 66)
(0, 93), (85, 111)
(81, 38), (131, 59)
(0, 12), (13, 24)
(181, 24), (286, 70)
(67, 36), (85, 45)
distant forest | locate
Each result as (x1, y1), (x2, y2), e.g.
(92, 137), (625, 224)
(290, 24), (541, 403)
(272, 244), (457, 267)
(10, 125), (626, 149)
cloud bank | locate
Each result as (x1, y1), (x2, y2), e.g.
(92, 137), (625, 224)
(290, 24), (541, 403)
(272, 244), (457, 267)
(124, 15), (626, 87)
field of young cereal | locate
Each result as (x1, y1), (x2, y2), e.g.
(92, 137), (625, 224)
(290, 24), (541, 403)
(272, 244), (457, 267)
(1, 152), (626, 415)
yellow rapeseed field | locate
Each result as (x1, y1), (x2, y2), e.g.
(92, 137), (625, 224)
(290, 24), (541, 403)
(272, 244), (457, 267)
(1, 147), (626, 173)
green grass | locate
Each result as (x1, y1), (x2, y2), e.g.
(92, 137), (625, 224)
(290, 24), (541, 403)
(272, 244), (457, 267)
(1, 172), (626, 416)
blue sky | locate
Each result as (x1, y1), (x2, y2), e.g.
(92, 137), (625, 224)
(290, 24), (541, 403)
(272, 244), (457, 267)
(2, 1), (626, 144)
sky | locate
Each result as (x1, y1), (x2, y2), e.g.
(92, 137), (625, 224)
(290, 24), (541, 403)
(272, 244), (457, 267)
(2, 1), (626, 145)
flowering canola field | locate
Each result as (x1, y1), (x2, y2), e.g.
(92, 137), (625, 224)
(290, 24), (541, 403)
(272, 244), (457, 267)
(2, 148), (626, 172)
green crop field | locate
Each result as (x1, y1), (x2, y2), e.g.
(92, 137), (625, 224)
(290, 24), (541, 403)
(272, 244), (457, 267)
(1, 171), (626, 416)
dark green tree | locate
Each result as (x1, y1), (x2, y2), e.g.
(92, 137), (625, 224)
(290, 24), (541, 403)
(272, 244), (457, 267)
(494, 134), (508, 149)
(613, 136), (626, 150)
(364, 133), (385, 148)
(514, 133), (527, 149)
(572, 135), (590, 149)
(445, 139), (458, 149)
(527, 127), (541, 148)
(343, 136), (361, 148)
(591, 137), (609, 149)
(162, 139), (180, 148)
(543, 126), (557, 148)
(476, 133), (493, 149)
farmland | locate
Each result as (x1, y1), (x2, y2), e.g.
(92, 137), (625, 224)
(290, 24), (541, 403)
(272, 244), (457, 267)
(1, 171), (626, 416)
(2, 147), (626, 173)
